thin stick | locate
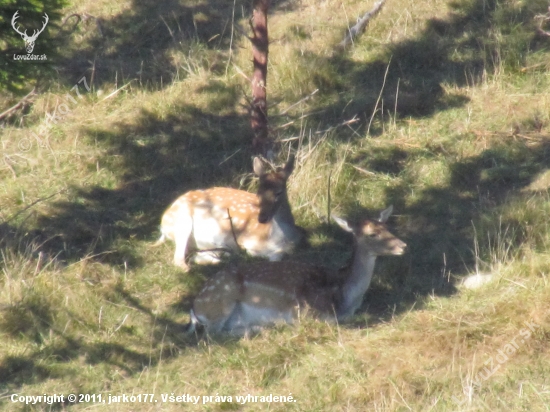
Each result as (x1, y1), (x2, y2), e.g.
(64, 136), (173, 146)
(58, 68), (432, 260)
(219, 148), (241, 166)
(101, 81), (134, 101)
(160, 15), (175, 42)
(225, 0), (237, 76)
(280, 89), (319, 115)
(393, 78), (400, 128)
(112, 314), (129, 334)
(232, 63), (252, 82)
(366, 57), (391, 137)
(90, 58), (96, 93)
(327, 170), (332, 223)
(352, 165), (375, 176)
(1, 189), (66, 225)
(226, 208), (243, 252)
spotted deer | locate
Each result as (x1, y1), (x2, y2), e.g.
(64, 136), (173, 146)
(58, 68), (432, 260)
(188, 205), (406, 335)
(155, 156), (304, 270)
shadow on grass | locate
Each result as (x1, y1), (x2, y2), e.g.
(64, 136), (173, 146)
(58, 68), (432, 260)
(16, 0), (546, 269)
(279, 0), (548, 138)
(350, 134), (550, 324)
(15, 0), (544, 266)
(56, 0), (295, 90)
(3, 133), (548, 393)
(0, 282), (201, 401)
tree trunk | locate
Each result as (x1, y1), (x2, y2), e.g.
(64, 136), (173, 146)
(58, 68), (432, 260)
(250, 0), (271, 157)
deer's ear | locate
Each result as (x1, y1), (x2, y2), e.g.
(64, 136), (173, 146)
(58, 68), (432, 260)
(378, 205), (394, 223)
(283, 155), (295, 177)
(253, 157), (267, 176)
(332, 215), (353, 233)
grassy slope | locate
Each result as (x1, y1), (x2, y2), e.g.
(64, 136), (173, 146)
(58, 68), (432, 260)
(1, 0), (550, 410)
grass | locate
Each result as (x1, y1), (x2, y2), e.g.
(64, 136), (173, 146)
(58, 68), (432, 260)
(1, 0), (550, 410)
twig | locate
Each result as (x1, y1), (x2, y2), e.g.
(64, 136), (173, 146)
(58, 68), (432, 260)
(225, 0), (238, 76)
(327, 170), (332, 223)
(1, 189), (66, 225)
(366, 57), (391, 136)
(0, 88), (37, 121)
(272, 110), (326, 130)
(310, 115), (361, 137)
(280, 89), (319, 115)
(352, 165), (376, 176)
(160, 15), (175, 42)
(338, 0), (388, 49)
(101, 81), (134, 101)
(226, 208), (243, 252)
(219, 148), (242, 166)
(233, 63), (252, 82)
(112, 314), (129, 334)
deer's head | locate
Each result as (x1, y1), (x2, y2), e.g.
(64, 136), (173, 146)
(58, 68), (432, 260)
(253, 156), (295, 224)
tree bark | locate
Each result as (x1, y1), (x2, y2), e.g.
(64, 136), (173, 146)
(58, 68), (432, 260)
(250, 0), (271, 157)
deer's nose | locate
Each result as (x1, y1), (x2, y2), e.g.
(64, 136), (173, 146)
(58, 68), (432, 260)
(395, 241), (407, 254)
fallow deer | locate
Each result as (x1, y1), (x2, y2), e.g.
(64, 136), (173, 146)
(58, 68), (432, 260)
(188, 205), (406, 335)
(155, 156), (304, 270)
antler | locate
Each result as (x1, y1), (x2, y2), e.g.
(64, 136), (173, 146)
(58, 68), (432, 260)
(28, 13), (49, 41)
(11, 10), (27, 38)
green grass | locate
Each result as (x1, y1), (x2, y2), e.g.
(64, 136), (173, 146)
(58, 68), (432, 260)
(1, 0), (550, 410)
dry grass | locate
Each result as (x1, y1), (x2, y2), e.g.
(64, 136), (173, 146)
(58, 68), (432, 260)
(1, 0), (550, 410)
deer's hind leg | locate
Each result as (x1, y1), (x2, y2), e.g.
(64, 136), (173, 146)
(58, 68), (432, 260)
(172, 206), (194, 270)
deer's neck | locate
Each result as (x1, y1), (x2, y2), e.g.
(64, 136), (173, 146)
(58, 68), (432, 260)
(270, 193), (302, 239)
(273, 192), (296, 226)
(336, 243), (377, 320)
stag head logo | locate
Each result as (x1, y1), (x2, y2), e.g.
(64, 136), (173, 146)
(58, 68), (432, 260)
(11, 10), (49, 54)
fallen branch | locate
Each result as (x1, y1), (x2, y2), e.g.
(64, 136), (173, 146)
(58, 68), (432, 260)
(338, 0), (388, 50)
(0, 88), (37, 121)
